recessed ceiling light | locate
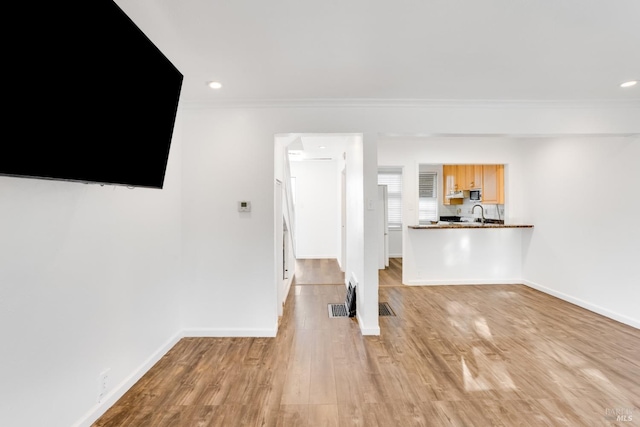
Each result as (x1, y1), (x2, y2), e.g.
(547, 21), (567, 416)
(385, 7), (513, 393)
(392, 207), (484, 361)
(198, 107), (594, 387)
(620, 80), (637, 88)
(207, 81), (222, 89)
(319, 146), (326, 149)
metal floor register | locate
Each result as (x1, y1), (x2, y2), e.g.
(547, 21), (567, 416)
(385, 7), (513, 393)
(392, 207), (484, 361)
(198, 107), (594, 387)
(328, 302), (396, 318)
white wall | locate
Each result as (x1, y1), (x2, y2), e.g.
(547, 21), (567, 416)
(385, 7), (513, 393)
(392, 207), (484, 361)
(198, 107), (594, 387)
(180, 109), (279, 337)
(290, 160), (339, 259)
(388, 229), (403, 257)
(354, 134), (380, 334)
(0, 122), (183, 427)
(2, 100), (637, 426)
(521, 136), (640, 327)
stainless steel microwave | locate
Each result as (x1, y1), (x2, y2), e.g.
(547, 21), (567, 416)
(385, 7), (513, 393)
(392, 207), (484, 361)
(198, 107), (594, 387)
(469, 189), (481, 201)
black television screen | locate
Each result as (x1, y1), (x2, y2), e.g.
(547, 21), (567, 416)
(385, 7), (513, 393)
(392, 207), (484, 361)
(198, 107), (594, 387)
(1, 0), (183, 189)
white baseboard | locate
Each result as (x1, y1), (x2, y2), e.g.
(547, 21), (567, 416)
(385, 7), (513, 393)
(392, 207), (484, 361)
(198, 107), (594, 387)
(73, 331), (183, 427)
(523, 280), (640, 329)
(182, 327), (278, 338)
(357, 312), (380, 336)
(405, 279), (522, 286)
(73, 325), (278, 426)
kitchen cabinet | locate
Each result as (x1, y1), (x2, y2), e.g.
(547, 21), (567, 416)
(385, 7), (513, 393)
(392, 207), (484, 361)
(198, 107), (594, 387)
(443, 164), (504, 205)
(442, 165), (462, 205)
(443, 165), (454, 194)
(467, 165), (482, 190)
(452, 165), (482, 191)
(497, 164), (504, 204)
(482, 164), (504, 204)
(455, 165), (466, 191)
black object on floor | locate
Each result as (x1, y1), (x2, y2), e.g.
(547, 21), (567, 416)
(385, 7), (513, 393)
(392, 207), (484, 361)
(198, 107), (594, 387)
(346, 282), (356, 317)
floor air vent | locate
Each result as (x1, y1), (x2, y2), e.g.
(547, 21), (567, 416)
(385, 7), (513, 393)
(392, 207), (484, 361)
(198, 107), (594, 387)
(328, 302), (396, 317)
(379, 302), (396, 317)
(328, 303), (348, 318)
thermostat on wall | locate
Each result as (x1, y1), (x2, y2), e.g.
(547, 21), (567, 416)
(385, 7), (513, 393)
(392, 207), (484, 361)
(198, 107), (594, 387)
(238, 201), (251, 212)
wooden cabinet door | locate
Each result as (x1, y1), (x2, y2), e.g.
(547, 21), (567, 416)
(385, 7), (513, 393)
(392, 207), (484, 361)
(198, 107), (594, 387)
(456, 165), (468, 190)
(469, 165), (482, 190)
(482, 165), (499, 203)
(442, 165), (454, 205)
(497, 165), (505, 204)
(454, 165), (481, 190)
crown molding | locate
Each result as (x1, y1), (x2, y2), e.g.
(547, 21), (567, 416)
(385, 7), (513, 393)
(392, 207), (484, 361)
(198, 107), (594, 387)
(180, 97), (640, 110)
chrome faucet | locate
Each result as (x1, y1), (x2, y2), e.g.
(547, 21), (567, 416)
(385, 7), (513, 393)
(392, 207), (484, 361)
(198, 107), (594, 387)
(472, 204), (485, 224)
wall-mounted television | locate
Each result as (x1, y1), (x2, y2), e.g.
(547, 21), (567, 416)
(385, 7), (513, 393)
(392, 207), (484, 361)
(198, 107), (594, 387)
(1, 0), (183, 189)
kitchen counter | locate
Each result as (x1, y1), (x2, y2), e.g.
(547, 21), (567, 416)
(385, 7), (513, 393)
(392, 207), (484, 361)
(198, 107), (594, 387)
(409, 223), (533, 229)
(403, 222), (534, 285)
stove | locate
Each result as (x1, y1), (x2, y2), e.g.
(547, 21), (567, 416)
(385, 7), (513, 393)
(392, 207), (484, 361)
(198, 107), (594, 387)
(439, 216), (462, 222)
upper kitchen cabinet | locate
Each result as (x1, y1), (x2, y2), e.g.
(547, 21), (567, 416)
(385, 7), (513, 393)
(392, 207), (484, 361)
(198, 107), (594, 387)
(444, 164), (482, 192)
(482, 164), (505, 204)
(443, 164), (504, 204)
(442, 165), (462, 205)
(455, 166), (467, 190)
(467, 165), (482, 190)
(457, 165), (482, 190)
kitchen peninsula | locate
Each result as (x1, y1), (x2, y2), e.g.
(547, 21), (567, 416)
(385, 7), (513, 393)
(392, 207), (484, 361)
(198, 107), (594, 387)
(404, 222), (534, 285)
(409, 223), (533, 229)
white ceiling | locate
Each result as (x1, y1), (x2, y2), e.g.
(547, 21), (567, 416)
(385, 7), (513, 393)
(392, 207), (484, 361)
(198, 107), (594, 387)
(115, 0), (640, 104)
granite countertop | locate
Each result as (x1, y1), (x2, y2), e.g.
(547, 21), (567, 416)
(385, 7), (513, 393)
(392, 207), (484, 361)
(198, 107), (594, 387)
(408, 223), (534, 229)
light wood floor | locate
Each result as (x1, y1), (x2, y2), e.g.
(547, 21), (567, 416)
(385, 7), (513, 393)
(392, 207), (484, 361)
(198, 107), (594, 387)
(295, 257), (403, 287)
(94, 282), (640, 425)
(379, 257), (403, 287)
(294, 259), (345, 285)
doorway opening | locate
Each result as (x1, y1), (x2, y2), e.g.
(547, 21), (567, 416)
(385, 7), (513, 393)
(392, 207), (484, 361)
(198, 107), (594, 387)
(377, 166), (404, 287)
(274, 133), (365, 318)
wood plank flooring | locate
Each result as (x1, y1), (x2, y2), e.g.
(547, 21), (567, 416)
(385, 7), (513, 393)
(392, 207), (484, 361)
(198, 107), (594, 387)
(379, 257), (403, 287)
(94, 279), (640, 426)
(294, 259), (345, 285)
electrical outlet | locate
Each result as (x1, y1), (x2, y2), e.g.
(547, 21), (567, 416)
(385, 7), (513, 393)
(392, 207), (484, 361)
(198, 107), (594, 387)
(97, 369), (110, 403)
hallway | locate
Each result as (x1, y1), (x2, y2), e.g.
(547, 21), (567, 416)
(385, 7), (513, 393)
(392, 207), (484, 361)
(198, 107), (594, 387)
(293, 259), (345, 285)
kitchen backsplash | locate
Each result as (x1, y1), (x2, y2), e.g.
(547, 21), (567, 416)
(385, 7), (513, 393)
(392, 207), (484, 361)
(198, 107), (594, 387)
(440, 198), (504, 221)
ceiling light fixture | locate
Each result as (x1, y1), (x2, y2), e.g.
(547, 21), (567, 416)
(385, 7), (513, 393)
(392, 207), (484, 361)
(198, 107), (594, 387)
(620, 80), (637, 88)
(207, 81), (222, 89)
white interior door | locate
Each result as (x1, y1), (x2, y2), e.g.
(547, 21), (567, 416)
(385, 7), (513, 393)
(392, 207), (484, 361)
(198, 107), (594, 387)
(377, 185), (389, 269)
